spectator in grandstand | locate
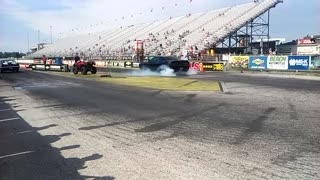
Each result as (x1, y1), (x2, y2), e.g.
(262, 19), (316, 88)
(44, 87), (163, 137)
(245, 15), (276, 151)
(42, 55), (47, 64)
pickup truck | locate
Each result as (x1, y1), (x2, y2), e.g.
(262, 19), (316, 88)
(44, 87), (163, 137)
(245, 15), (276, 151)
(139, 56), (189, 72)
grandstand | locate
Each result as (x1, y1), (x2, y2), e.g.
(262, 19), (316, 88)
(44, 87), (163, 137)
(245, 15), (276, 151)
(28, 0), (282, 59)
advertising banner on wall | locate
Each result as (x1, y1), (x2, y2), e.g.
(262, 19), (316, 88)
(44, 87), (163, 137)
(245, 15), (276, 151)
(288, 56), (310, 70)
(230, 56), (249, 69)
(248, 56), (268, 70)
(311, 56), (320, 70)
(189, 62), (201, 71)
(267, 56), (288, 70)
(202, 63), (224, 71)
(298, 38), (315, 45)
(297, 46), (320, 55)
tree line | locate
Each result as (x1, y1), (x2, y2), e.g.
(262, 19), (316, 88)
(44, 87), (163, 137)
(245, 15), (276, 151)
(0, 52), (26, 58)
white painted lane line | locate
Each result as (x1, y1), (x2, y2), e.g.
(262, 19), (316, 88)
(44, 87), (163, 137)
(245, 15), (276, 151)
(0, 151), (34, 159)
(16, 130), (33, 134)
(0, 117), (20, 122)
(0, 108), (11, 112)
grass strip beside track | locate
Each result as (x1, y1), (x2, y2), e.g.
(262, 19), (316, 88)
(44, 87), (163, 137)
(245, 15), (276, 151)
(51, 72), (220, 91)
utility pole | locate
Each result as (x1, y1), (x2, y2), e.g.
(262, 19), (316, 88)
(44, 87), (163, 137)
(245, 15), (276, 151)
(38, 30), (40, 44)
(38, 30), (40, 51)
(27, 32), (29, 54)
(50, 26), (53, 44)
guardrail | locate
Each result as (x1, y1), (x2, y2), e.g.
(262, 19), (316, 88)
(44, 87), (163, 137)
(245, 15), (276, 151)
(19, 59), (226, 72)
(31, 64), (70, 72)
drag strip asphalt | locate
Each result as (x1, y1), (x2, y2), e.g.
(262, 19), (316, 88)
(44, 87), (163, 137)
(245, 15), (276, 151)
(0, 70), (319, 179)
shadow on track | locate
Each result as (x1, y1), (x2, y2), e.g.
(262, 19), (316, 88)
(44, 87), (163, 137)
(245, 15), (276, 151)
(0, 96), (115, 180)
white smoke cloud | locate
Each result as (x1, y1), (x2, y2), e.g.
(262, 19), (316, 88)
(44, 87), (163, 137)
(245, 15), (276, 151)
(129, 65), (176, 77)
(186, 69), (198, 75)
(129, 65), (198, 77)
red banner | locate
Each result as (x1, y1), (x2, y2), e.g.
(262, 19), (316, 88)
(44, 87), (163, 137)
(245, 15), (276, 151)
(298, 38), (315, 45)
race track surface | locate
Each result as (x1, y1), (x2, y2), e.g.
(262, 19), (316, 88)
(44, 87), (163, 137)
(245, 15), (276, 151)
(0, 70), (320, 179)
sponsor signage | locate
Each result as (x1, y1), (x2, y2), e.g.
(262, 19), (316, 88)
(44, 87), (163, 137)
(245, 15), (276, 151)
(32, 64), (68, 72)
(248, 56), (268, 70)
(189, 62), (201, 70)
(288, 56), (310, 70)
(297, 46), (320, 55)
(50, 65), (62, 70)
(36, 65), (45, 69)
(133, 62), (140, 68)
(95, 61), (105, 67)
(230, 56), (249, 68)
(298, 38), (315, 45)
(202, 63), (224, 71)
(267, 56), (288, 70)
(124, 61), (133, 68)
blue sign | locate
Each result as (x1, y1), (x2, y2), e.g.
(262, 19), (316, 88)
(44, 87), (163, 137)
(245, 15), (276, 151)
(288, 56), (310, 70)
(248, 56), (268, 70)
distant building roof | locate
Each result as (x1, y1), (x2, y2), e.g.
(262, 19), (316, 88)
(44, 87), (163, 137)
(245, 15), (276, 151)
(278, 40), (297, 46)
(254, 38), (286, 43)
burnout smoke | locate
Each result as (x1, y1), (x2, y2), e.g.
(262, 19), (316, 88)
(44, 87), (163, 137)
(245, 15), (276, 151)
(130, 65), (176, 77)
(186, 69), (198, 75)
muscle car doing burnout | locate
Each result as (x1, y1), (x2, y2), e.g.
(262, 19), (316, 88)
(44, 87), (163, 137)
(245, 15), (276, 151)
(139, 56), (190, 72)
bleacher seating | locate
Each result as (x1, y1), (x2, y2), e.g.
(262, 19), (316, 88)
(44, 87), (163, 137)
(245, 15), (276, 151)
(29, 0), (281, 58)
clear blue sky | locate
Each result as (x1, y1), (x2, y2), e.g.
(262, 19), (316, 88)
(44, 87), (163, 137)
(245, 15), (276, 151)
(0, 0), (319, 52)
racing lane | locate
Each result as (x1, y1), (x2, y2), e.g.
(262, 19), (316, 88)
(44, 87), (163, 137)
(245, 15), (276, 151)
(1, 70), (320, 179)
(189, 71), (320, 92)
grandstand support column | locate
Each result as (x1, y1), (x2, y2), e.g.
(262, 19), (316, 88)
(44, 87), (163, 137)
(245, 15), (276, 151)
(228, 36), (231, 54)
(250, 20), (253, 54)
(215, 9), (271, 55)
(245, 23), (249, 54)
(249, 10), (270, 54)
(267, 10), (270, 52)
